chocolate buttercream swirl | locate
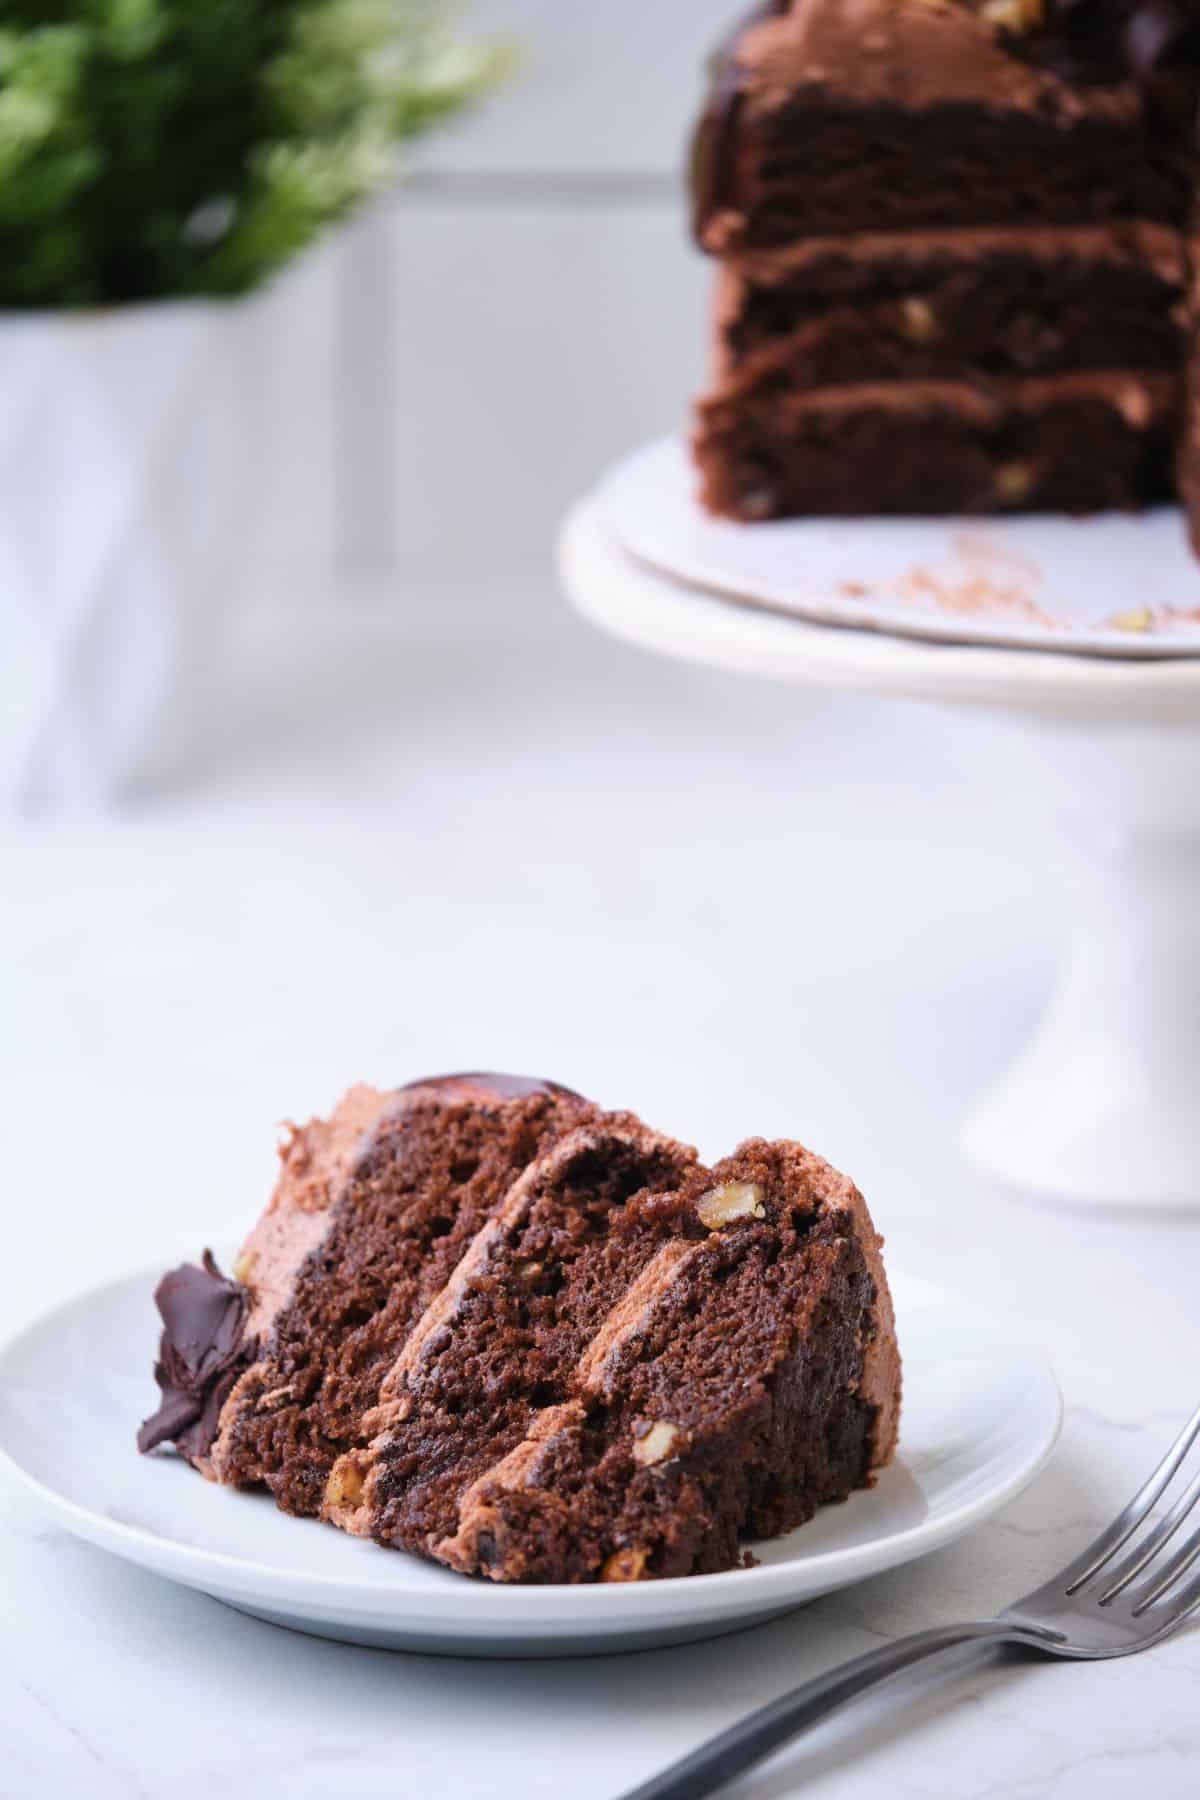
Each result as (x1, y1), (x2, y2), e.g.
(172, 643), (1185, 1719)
(137, 1251), (250, 1460)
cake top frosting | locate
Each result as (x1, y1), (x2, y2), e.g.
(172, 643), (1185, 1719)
(691, 0), (1196, 243)
(733, 0), (1138, 110)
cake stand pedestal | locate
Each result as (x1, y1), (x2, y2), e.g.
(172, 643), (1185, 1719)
(559, 496), (1200, 1213)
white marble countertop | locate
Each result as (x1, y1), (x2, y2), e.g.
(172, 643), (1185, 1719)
(4, 599), (1199, 1800)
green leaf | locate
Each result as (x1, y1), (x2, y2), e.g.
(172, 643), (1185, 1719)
(0, 0), (508, 306)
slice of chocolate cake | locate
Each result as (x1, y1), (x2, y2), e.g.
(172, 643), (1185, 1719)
(692, 0), (1197, 527)
(141, 1077), (900, 1582)
(138, 1075), (597, 1511)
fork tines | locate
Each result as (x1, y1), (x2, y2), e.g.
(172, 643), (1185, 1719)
(1065, 1401), (1200, 1621)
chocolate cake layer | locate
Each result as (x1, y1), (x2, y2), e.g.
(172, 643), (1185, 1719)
(325, 1133), (897, 1583)
(323, 1119), (702, 1576)
(715, 227), (1186, 384)
(697, 372), (1178, 518)
(695, 0), (1189, 253)
(707, 102), (1184, 249)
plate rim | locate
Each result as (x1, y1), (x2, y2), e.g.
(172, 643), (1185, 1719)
(560, 498), (1200, 729)
(598, 436), (1200, 664)
(0, 1256), (1063, 1622)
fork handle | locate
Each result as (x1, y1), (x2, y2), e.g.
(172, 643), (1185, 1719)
(620, 1620), (1044, 1800)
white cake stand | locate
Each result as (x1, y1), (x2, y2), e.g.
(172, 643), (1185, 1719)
(558, 492), (1200, 1213)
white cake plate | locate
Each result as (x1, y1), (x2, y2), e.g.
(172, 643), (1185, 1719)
(558, 482), (1200, 1213)
(600, 438), (1200, 658)
(0, 1262), (1060, 1657)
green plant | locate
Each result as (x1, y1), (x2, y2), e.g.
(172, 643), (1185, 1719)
(0, 1), (506, 306)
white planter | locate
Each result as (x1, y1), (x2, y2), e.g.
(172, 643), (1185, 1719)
(0, 262), (338, 812)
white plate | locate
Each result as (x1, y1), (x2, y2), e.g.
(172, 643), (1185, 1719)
(599, 437), (1200, 659)
(0, 1260), (1061, 1658)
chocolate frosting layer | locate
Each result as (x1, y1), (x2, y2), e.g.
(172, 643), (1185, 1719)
(728, 367), (1177, 420)
(689, 0), (1178, 247)
(137, 1252), (250, 1461)
(725, 219), (1186, 283)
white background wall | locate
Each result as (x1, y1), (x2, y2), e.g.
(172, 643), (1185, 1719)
(418, 0), (736, 174)
(271, 0), (731, 614)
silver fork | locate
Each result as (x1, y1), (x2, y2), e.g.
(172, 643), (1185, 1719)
(622, 1402), (1200, 1800)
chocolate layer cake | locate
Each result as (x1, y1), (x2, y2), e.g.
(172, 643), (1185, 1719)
(692, 0), (1200, 533)
(140, 1075), (900, 1583)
